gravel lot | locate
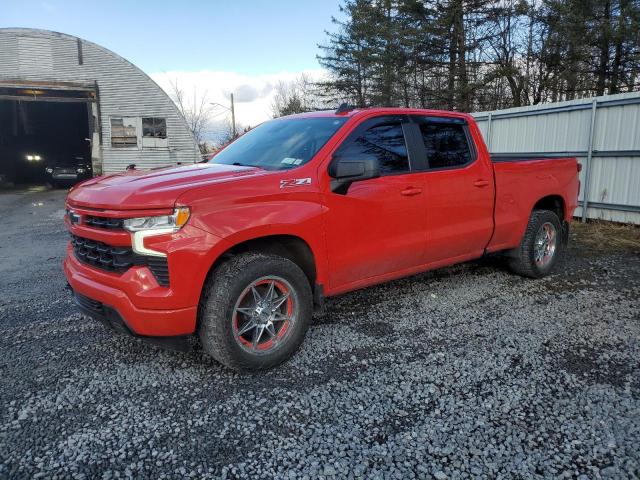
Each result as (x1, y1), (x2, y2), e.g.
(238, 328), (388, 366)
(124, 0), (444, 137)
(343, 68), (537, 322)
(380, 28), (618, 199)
(1, 187), (639, 479)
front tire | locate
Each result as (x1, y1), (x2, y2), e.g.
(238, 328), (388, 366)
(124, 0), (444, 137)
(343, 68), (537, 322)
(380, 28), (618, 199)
(198, 253), (313, 371)
(508, 210), (564, 278)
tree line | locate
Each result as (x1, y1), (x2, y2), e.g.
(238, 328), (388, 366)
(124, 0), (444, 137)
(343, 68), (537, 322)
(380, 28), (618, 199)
(308, 0), (640, 113)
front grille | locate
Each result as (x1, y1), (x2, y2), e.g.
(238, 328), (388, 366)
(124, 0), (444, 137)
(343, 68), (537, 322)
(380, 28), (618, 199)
(71, 235), (133, 272)
(71, 234), (170, 286)
(84, 215), (125, 230)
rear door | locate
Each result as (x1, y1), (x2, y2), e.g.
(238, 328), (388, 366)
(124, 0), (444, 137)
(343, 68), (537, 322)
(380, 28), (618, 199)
(322, 115), (429, 290)
(411, 116), (495, 264)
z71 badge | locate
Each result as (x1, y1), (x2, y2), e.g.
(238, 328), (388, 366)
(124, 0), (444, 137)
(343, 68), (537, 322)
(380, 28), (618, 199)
(280, 178), (312, 188)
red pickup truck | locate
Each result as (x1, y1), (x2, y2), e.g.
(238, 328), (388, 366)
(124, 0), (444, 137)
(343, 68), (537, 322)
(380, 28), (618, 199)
(64, 107), (579, 370)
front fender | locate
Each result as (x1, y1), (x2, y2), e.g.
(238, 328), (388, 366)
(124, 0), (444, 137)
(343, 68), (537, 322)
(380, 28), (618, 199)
(188, 199), (329, 287)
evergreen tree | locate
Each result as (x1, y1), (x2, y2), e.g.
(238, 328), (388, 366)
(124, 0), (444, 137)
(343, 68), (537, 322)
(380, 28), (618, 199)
(318, 0), (640, 112)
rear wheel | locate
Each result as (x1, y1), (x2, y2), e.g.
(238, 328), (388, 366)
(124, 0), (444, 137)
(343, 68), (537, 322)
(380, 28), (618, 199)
(198, 253), (312, 371)
(508, 210), (564, 278)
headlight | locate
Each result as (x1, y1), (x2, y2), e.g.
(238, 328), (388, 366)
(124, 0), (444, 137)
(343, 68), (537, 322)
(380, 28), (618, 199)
(123, 207), (190, 233)
(45, 167), (53, 174)
(77, 168), (85, 174)
(34, 155), (42, 161)
(26, 155), (34, 161)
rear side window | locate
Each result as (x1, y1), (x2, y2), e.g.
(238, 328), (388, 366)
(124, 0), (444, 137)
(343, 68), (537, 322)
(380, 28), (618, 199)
(339, 122), (409, 175)
(418, 122), (472, 169)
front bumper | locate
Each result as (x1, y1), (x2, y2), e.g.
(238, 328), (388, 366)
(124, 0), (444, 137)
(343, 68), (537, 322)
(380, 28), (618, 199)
(63, 217), (231, 338)
(71, 289), (193, 351)
(65, 251), (198, 336)
(53, 173), (79, 180)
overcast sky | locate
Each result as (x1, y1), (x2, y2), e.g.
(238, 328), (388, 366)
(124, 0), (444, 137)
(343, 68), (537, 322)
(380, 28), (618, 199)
(2, 0), (344, 133)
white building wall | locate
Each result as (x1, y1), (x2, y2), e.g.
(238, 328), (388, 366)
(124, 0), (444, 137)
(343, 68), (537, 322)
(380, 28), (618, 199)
(0, 28), (200, 174)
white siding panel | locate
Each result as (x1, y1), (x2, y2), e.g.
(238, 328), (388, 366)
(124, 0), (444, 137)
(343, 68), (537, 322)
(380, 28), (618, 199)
(488, 109), (592, 153)
(17, 35), (54, 76)
(593, 102), (640, 152)
(588, 156), (640, 206)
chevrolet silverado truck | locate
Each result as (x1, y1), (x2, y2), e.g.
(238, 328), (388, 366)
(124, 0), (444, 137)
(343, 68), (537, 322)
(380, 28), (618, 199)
(64, 107), (580, 370)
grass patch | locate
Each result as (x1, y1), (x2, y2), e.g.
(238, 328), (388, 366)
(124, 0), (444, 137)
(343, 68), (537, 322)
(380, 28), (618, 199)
(572, 220), (640, 252)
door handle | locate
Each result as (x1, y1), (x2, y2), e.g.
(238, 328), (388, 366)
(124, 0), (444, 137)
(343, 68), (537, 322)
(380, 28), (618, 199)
(473, 179), (490, 187)
(400, 187), (422, 196)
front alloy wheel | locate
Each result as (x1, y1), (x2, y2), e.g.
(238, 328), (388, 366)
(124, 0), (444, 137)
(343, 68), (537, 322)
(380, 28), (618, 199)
(232, 276), (298, 353)
(199, 252), (312, 371)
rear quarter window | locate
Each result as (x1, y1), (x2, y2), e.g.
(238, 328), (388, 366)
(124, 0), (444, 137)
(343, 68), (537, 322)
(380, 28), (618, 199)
(416, 121), (472, 169)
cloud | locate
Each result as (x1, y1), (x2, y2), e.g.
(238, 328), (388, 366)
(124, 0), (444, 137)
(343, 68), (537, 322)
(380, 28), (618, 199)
(150, 69), (327, 141)
(233, 84), (259, 103)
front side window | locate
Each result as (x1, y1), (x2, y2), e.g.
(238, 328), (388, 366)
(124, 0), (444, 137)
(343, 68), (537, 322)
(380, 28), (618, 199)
(212, 117), (347, 171)
(417, 121), (472, 169)
(338, 122), (409, 175)
(111, 117), (137, 148)
(142, 117), (167, 138)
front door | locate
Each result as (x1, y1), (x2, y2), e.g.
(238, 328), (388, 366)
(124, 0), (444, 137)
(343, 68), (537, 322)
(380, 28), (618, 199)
(321, 116), (428, 291)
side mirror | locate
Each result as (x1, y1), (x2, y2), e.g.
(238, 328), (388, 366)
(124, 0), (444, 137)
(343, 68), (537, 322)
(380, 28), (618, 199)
(329, 155), (380, 194)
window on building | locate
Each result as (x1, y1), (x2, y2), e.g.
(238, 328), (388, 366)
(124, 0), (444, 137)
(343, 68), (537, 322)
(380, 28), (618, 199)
(111, 117), (137, 148)
(142, 117), (167, 139)
(339, 122), (410, 175)
(418, 122), (472, 169)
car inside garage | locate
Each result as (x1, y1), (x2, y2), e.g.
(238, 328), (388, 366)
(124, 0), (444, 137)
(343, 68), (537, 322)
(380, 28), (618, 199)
(0, 86), (94, 188)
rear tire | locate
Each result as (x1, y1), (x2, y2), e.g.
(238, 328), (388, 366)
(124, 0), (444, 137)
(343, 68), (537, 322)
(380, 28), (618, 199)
(508, 210), (564, 278)
(198, 252), (312, 371)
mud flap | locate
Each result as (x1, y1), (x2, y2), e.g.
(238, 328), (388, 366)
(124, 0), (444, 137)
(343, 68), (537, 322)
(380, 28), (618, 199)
(562, 221), (570, 246)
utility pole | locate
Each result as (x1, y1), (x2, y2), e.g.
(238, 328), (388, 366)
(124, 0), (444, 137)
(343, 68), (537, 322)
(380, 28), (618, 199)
(210, 94), (237, 139)
(230, 93), (236, 138)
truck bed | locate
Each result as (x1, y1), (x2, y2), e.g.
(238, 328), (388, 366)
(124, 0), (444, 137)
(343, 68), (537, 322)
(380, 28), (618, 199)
(487, 156), (580, 253)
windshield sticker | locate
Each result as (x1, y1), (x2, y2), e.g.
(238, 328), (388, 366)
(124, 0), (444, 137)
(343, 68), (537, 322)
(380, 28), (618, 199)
(280, 178), (312, 188)
(281, 157), (304, 166)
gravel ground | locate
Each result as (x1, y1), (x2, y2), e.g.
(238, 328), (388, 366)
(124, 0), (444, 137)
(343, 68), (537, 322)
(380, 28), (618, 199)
(1, 187), (639, 479)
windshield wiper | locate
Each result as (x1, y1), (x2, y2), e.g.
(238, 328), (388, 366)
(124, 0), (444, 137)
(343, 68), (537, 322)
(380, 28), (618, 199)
(231, 162), (266, 170)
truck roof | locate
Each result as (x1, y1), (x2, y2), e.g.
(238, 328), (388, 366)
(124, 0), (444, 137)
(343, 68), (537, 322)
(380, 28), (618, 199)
(283, 107), (474, 122)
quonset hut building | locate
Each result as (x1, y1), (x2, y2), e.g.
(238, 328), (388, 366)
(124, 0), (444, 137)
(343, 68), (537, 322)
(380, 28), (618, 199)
(0, 28), (200, 185)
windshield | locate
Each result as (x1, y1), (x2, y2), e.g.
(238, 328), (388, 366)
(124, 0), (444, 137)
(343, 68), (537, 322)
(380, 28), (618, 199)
(211, 117), (347, 170)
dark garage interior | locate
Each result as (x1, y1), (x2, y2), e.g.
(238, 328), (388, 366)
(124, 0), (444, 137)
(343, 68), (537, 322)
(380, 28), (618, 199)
(0, 97), (91, 187)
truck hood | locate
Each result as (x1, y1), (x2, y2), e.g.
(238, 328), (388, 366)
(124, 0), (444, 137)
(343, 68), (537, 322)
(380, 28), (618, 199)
(67, 163), (264, 210)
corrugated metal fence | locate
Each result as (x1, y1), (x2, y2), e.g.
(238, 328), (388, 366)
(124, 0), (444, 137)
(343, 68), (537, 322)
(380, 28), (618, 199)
(472, 92), (640, 224)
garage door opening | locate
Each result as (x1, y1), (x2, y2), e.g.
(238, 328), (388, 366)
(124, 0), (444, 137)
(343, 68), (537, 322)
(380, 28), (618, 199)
(0, 88), (95, 189)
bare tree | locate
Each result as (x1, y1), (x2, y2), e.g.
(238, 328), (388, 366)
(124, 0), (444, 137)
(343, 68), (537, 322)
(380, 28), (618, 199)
(167, 78), (215, 153)
(271, 73), (328, 118)
(214, 119), (250, 149)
